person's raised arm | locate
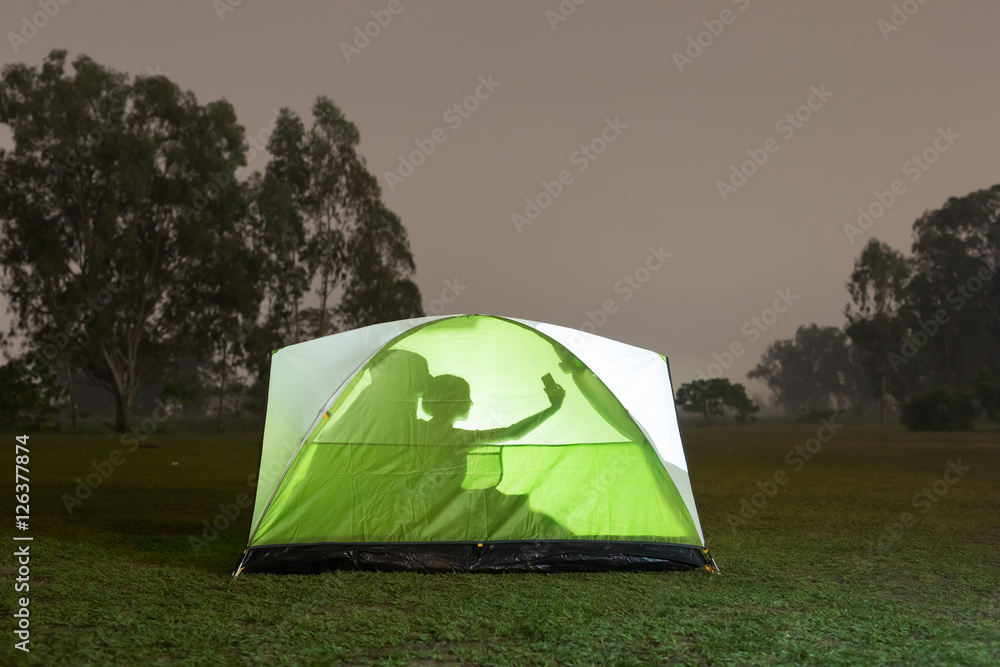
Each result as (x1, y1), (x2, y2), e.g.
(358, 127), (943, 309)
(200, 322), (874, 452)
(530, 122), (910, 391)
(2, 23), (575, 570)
(476, 375), (565, 444)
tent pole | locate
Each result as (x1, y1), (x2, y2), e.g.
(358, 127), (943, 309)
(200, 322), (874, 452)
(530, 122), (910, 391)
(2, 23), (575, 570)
(233, 549), (250, 579)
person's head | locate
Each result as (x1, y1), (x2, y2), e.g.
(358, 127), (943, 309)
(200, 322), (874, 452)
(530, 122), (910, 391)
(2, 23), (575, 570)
(422, 374), (472, 423)
(366, 349), (431, 398)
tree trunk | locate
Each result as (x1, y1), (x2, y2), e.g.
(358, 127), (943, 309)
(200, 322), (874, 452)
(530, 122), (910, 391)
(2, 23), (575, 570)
(65, 360), (79, 429)
(319, 264), (329, 337)
(291, 250), (302, 344)
(233, 383), (246, 432)
(292, 296), (301, 344)
(216, 344), (229, 433)
(103, 343), (141, 433)
(114, 390), (133, 432)
(879, 374), (887, 424)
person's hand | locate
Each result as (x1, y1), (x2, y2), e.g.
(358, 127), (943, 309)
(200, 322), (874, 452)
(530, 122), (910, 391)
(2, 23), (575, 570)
(542, 374), (566, 409)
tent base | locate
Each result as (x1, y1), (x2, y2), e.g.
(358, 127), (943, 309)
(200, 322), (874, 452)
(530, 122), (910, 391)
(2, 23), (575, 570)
(236, 541), (713, 575)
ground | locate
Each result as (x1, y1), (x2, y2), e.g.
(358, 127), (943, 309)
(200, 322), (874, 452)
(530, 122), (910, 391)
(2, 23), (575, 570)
(1, 421), (997, 665)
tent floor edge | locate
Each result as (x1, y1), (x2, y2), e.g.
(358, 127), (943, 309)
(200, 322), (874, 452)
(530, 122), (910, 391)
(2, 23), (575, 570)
(238, 541), (711, 574)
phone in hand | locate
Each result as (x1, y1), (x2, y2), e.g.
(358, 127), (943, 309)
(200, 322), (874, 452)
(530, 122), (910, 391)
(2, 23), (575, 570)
(541, 372), (565, 409)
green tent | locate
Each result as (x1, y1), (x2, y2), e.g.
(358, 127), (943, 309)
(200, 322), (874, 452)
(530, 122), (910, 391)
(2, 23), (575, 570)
(235, 314), (716, 574)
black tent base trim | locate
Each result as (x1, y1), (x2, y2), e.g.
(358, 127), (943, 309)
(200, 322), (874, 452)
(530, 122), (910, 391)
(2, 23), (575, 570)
(236, 540), (714, 575)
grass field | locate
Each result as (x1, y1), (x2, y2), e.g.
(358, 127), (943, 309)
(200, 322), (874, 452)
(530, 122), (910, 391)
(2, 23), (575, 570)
(2, 422), (998, 665)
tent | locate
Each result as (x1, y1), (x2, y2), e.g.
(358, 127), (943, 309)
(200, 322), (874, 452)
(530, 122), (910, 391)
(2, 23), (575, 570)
(235, 314), (716, 574)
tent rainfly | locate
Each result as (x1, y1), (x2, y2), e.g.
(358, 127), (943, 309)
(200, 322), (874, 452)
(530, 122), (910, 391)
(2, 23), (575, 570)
(235, 314), (716, 575)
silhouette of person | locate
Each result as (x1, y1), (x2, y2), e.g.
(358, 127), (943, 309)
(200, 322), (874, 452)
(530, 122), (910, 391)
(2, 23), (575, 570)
(321, 349), (431, 444)
(317, 351), (572, 539)
(420, 373), (565, 447)
(415, 372), (573, 538)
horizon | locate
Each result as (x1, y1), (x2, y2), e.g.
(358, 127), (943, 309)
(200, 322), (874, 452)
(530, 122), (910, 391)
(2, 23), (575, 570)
(2, 0), (999, 404)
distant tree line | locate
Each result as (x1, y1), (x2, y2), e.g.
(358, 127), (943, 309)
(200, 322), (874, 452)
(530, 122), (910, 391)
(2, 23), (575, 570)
(749, 185), (1000, 428)
(0, 51), (423, 432)
(676, 378), (759, 425)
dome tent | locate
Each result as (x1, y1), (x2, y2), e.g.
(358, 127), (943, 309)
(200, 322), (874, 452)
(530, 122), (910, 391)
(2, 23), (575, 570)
(235, 314), (716, 574)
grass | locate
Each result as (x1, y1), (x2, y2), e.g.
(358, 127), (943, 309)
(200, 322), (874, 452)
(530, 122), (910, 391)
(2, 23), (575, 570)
(1, 422), (998, 665)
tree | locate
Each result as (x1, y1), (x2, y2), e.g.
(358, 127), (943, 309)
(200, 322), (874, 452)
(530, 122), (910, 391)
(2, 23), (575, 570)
(844, 238), (913, 422)
(336, 200), (423, 328)
(677, 380), (725, 423)
(0, 358), (64, 431)
(906, 185), (1000, 389)
(262, 97), (422, 339)
(900, 388), (979, 431)
(0, 51), (257, 431)
(676, 379), (759, 424)
(247, 170), (309, 346)
(725, 382), (761, 424)
(241, 101), (423, 416)
(972, 367), (1000, 426)
(190, 218), (265, 433)
(749, 324), (873, 416)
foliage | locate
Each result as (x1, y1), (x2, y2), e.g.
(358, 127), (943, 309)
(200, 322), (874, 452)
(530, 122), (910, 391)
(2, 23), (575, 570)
(972, 367), (1000, 425)
(258, 98), (423, 341)
(900, 387), (979, 431)
(748, 324), (872, 416)
(843, 238), (913, 422)
(336, 201), (423, 329)
(745, 186), (999, 426)
(838, 187), (1000, 423)
(0, 50), (260, 431)
(905, 185), (1000, 389)
(0, 358), (64, 430)
(676, 378), (759, 424)
(0, 52), (424, 431)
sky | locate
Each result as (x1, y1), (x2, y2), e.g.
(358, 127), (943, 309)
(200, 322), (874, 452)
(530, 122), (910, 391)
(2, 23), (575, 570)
(1, 0), (998, 403)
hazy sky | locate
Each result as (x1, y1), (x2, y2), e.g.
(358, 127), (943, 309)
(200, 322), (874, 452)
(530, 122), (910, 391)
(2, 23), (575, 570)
(2, 0), (998, 401)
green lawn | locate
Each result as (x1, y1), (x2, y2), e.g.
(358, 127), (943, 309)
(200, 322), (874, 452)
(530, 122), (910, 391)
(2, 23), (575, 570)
(2, 422), (998, 665)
